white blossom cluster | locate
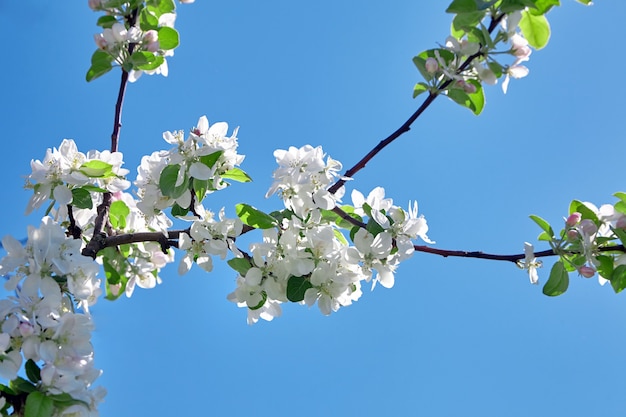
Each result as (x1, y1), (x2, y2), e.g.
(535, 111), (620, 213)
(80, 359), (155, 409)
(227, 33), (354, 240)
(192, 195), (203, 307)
(0, 217), (105, 416)
(228, 145), (433, 324)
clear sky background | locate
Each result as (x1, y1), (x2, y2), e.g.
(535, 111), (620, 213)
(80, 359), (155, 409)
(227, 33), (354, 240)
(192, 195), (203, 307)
(1, 1), (626, 416)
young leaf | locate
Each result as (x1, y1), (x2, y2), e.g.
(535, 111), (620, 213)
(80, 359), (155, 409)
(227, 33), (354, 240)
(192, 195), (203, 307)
(611, 265), (626, 294)
(199, 151), (224, 169)
(222, 168), (252, 183)
(445, 0), (478, 13)
(71, 187), (93, 210)
(286, 276), (313, 302)
(227, 258), (253, 276)
(542, 260), (569, 296)
(96, 15), (118, 28)
(79, 160), (114, 178)
(109, 200), (130, 229)
(171, 202), (189, 217)
(24, 391), (54, 417)
(86, 50), (113, 82)
(529, 214), (554, 238)
(10, 377), (36, 394)
(413, 82), (429, 99)
(159, 164), (189, 199)
(158, 26), (180, 50)
(235, 204), (278, 229)
(25, 360), (41, 384)
(446, 79), (485, 115)
(519, 10), (551, 50)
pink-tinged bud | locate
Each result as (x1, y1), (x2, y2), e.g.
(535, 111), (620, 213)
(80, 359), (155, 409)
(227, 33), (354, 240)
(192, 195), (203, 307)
(19, 322), (34, 337)
(579, 219), (598, 236)
(566, 212), (581, 227)
(94, 33), (107, 50)
(566, 229), (579, 240)
(578, 265), (596, 278)
(463, 82), (476, 94)
(109, 283), (122, 296)
(425, 57), (438, 74)
(143, 30), (158, 44)
(145, 41), (160, 53)
(88, 0), (102, 10)
(616, 215), (626, 230)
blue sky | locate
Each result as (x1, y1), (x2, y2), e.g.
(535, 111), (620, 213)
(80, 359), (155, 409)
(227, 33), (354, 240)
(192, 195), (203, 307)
(1, 1), (626, 416)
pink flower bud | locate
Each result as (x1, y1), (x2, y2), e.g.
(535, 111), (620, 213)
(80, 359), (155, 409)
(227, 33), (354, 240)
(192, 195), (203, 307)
(579, 219), (598, 236)
(566, 212), (581, 227)
(143, 30), (159, 44)
(94, 33), (107, 50)
(616, 215), (626, 230)
(463, 82), (477, 94)
(578, 265), (596, 278)
(88, 0), (102, 10)
(566, 229), (579, 240)
(19, 322), (34, 337)
(425, 57), (439, 74)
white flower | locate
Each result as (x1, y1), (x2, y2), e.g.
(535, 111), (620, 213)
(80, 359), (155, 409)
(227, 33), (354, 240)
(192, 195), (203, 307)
(517, 242), (541, 284)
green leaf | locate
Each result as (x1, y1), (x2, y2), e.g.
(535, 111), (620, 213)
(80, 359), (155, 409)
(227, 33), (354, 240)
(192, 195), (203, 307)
(528, 0), (560, 15)
(159, 164), (189, 199)
(542, 260), (569, 296)
(614, 228), (626, 247)
(86, 50), (113, 82)
(499, 0), (538, 13)
(596, 255), (614, 282)
(25, 360), (41, 384)
(70, 187), (93, 209)
(446, 79), (485, 115)
(575, 0), (592, 5)
(366, 218), (385, 237)
(199, 151), (224, 169)
(537, 231), (552, 241)
(452, 10), (487, 33)
(286, 276), (313, 302)
(519, 10), (551, 50)
(79, 160), (114, 178)
(130, 51), (157, 67)
(170, 203), (189, 217)
(227, 258), (253, 276)
(158, 26), (179, 50)
(109, 200), (130, 229)
(222, 168), (252, 183)
(446, 0), (478, 13)
(529, 214), (554, 238)
(10, 377), (36, 394)
(235, 204), (278, 229)
(96, 15), (118, 28)
(412, 82), (429, 98)
(611, 265), (626, 294)
(139, 7), (159, 30)
(24, 391), (54, 417)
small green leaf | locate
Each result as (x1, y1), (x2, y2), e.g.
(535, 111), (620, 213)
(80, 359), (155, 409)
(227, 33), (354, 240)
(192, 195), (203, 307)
(24, 391), (54, 417)
(137, 55), (164, 71)
(159, 164), (189, 199)
(86, 50), (113, 82)
(611, 265), (626, 294)
(227, 258), (253, 276)
(199, 151), (224, 169)
(613, 228), (626, 247)
(79, 160), (114, 178)
(452, 10), (486, 32)
(139, 7), (159, 30)
(109, 200), (130, 229)
(222, 168), (252, 183)
(130, 51), (157, 67)
(529, 0), (560, 15)
(10, 377), (36, 394)
(286, 276), (313, 302)
(235, 204), (278, 229)
(96, 15), (118, 28)
(499, 0), (538, 13)
(519, 10), (551, 50)
(575, 0), (592, 5)
(158, 26), (179, 50)
(596, 255), (614, 282)
(412, 82), (429, 99)
(170, 203), (189, 217)
(529, 214), (554, 238)
(542, 260), (569, 296)
(71, 187), (93, 209)
(447, 79), (485, 115)
(25, 360), (41, 384)
(445, 0), (478, 13)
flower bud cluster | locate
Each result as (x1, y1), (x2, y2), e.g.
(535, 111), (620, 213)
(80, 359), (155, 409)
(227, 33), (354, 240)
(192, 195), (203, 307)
(0, 217), (105, 414)
(228, 146), (433, 324)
